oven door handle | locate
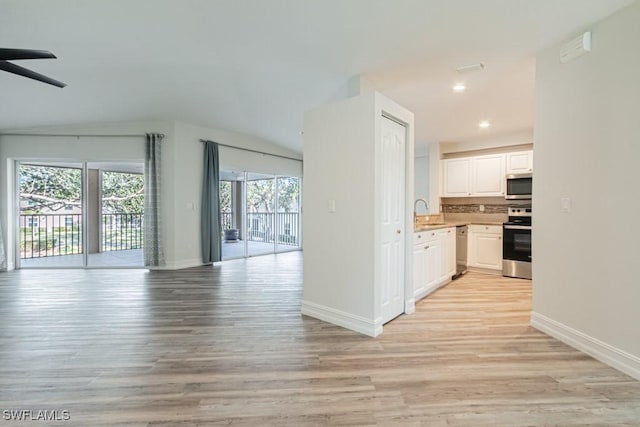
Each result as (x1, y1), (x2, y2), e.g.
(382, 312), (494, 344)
(503, 225), (532, 230)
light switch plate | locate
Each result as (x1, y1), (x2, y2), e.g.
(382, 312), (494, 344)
(328, 199), (336, 213)
(561, 196), (571, 213)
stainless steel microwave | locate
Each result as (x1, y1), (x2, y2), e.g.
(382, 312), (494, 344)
(505, 173), (532, 200)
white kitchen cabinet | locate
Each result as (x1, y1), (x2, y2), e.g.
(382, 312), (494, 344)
(413, 227), (455, 301)
(472, 154), (506, 196)
(442, 154), (505, 198)
(421, 230), (440, 297)
(412, 233), (428, 297)
(437, 227), (456, 281)
(443, 157), (472, 197)
(468, 224), (503, 271)
(506, 150), (533, 174)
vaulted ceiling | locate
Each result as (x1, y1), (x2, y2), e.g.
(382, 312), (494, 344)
(0, 0), (634, 152)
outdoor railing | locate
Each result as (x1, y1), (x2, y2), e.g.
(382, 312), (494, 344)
(221, 211), (234, 230)
(102, 213), (144, 252)
(19, 213), (143, 259)
(246, 211), (299, 246)
(19, 214), (83, 259)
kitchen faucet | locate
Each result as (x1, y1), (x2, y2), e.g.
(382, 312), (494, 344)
(414, 198), (429, 223)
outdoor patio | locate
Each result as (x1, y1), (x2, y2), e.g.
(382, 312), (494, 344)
(20, 249), (144, 268)
(19, 243), (300, 267)
(221, 240), (299, 259)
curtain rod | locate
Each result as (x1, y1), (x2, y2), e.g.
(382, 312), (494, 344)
(200, 139), (302, 162)
(0, 133), (165, 138)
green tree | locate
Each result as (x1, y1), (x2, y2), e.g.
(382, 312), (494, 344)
(246, 179), (274, 213)
(101, 171), (144, 213)
(277, 177), (299, 212)
(19, 165), (144, 214)
(219, 181), (232, 212)
(20, 165), (82, 213)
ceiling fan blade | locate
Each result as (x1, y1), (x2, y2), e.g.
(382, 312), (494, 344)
(0, 48), (57, 61)
(0, 61), (66, 88)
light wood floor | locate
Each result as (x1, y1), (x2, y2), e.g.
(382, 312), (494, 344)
(1, 252), (639, 426)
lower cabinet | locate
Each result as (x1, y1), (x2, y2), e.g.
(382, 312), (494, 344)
(467, 224), (503, 271)
(437, 228), (456, 282)
(413, 227), (456, 301)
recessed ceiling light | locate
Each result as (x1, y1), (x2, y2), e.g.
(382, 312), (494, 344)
(479, 120), (491, 129)
(456, 63), (485, 73)
(452, 83), (466, 93)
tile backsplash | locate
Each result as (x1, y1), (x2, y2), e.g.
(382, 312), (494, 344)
(442, 203), (508, 214)
(440, 197), (531, 223)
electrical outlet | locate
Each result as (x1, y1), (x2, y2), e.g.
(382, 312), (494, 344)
(479, 204), (485, 212)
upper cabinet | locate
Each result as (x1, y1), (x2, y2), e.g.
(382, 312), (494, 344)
(472, 154), (505, 196)
(442, 154), (505, 197)
(506, 150), (533, 174)
(443, 157), (472, 197)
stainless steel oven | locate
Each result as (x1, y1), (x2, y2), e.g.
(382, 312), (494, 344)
(505, 173), (532, 200)
(502, 207), (532, 279)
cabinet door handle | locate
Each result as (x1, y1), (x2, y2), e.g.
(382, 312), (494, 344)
(424, 245), (430, 249)
(397, 230), (401, 234)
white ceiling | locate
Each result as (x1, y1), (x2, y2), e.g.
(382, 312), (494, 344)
(0, 0), (634, 153)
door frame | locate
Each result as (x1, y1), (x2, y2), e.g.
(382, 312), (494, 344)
(373, 97), (415, 335)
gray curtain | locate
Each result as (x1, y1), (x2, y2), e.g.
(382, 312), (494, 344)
(201, 140), (222, 264)
(144, 133), (165, 267)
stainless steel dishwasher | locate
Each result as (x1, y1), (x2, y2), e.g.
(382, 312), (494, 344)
(454, 225), (468, 279)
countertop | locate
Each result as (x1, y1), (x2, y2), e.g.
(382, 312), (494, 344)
(414, 221), (503, 232)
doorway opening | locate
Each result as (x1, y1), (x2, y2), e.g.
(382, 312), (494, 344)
(17, 161), (144, 268)
(220, 171), (301, 260)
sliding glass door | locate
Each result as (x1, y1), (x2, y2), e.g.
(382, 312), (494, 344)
(220, 171), (301, 260)
(87, 163), (144, 267)
(246, 173), (275, 257)
(19, 163), (84, 267)
(17, 161), (144, 268)
(275, 176), (300, 252)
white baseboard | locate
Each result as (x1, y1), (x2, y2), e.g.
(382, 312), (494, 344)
(413, 277), (452, 304)
(467, 266), (502, 275)
(404, 298), (415, 314)
(531, 311), (640, 381)
(162, 258), (205, 270)
(301, 300), (382, 337)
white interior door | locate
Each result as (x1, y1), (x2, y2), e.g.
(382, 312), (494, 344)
(380, 116), (406, 324)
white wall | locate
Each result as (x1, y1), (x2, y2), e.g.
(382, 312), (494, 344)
(440, 129), (533, 154)
(0, 120), (302, 270)
(303, 94), (376, 323)
(533, 1), (640, 379)
(302, 92), (414, 336)
(178, 121), (302, 177)
(414, 154), (430, 214)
